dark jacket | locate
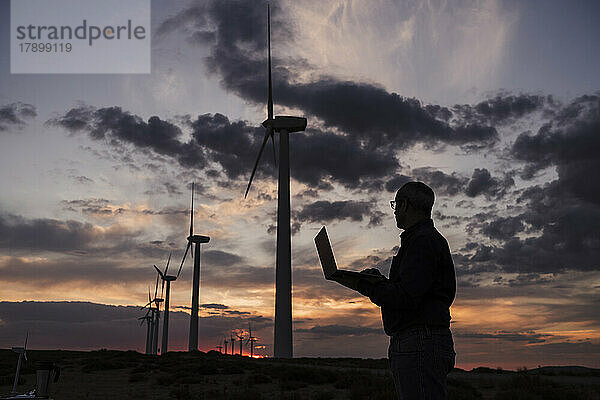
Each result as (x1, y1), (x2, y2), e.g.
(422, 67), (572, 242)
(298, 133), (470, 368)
(362, 219), (456, 336)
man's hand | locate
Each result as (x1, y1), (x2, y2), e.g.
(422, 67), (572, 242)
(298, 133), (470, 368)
(360, 268), (385, 278)
(356, 268), (385, 297)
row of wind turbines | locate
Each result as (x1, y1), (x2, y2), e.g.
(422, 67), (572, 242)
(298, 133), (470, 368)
(215, 325), (259, 358)
(140, 4), (306, 358)
(139, 183), (210, 355)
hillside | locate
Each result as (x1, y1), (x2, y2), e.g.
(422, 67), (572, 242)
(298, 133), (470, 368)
(1, 350), (599, 399)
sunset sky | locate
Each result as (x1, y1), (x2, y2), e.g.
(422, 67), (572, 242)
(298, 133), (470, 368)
(1, 0), (599, 370)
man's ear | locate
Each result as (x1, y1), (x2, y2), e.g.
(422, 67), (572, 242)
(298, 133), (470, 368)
(402, 199), (409, 212)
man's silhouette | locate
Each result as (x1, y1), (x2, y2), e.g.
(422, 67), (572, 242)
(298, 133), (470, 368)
(357, 181), (456, 399)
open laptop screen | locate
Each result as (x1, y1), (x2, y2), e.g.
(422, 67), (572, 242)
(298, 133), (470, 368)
(314, 226), (338, 279)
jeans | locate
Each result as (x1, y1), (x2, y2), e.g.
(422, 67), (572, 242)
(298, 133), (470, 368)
(388, 326), (455, 399)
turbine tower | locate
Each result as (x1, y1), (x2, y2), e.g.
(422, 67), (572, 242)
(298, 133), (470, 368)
(229, 332), (236, 355)
(244, 4), (306, 359)
(236, 330), (245, 356)
(142, 274), (164, 355)
(223, 336), (229, 355)
(177, 182), (210, 352)
(246, 323), (258, 358)
(11, 332), (28, 395)
(155, 252), (181, 354)
(139, 289), (154, 355)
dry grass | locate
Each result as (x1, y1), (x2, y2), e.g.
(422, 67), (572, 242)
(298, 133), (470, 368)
(1, 350), (598, 400)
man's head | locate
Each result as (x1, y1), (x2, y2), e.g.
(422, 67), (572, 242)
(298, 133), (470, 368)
(392, 182), (435, 229)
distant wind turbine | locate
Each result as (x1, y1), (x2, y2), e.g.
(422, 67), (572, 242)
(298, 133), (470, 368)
(223, 336), (229, 355)
(11, 332), (28, 395)
(236, 330), (245, 356)
(155, 252), (181, 354)
(142, 269), (165, 355)
(139, 289), (154, 355)
(246, 323), (258, 358)
(230, 332), (236, 355)
(244, 3), (306, 359)
(177, 182), (210, 352)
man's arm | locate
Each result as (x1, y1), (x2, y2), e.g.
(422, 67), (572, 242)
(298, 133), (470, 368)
(359, 236), (437, 309)
(333, 270), (385, 291)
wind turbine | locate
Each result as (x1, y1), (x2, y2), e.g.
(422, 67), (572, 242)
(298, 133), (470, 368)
(216, 338), (224, 354)
(246, 323), (258, 358)
(177, 182), (210, 352)
(149, 269), (165, 355)
(244, 3), (307, 359)
(139, 289), (154, 355)
(223, 336), (229, 355)
(236, 330), (245, 356)
(229, 332), (236, 355)
(11, 332), (28, 395)
(155, 252), (180, 354)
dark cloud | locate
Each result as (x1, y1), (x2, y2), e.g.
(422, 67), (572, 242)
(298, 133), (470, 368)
(51, 107), (399, 190)
(295, 200), (384, 227)
(0, 211), (178, 261)
(0, 213), (103, 253)
(289, 130), (399, 188)
(456, 95), (600, 274)
(157, 0), (499, 151)
(0, 257), (150, 287)
(453, 94), (549, 126)
(512, 95), (599, 170)
(0, 102), (36, 132)
(412, 167), (468, 196)
(48, 106), (208, 169)
(460, 182), (600, 273)
(465, 168), (514, 198)
(295, 324), (381, 337)
(454, 330), (553, 344)
(512, 94), (600, 204)
(201, 303), (228, 310)
(478, 216), (526, 240)
(202, 250), (244, 267)
(384, 174), (412, 193)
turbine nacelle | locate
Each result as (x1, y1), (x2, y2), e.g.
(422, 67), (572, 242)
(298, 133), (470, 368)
(188, 234), (210, 244)
(262, 116), (307, 133)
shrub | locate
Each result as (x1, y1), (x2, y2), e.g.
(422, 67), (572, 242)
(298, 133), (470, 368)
(447, 377), (483, 400)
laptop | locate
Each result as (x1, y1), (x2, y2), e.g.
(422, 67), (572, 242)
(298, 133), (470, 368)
(314, 226), (385, 288)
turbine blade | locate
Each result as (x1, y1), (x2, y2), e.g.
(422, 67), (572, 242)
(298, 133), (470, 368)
(267, 3), (273, 120)
(154, 265), (164, 279)
(164, 252), (172, 276)
(270, 131), (277, 167)
(24, 331), (28, 349)
(189, 182), (194, 237)
(154, 272), (159, 299)
(177, 241), (191, 278)
(244, 128), (271, 198)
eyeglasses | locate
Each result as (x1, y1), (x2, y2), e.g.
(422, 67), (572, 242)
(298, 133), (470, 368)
(390, 199), (407, 210)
